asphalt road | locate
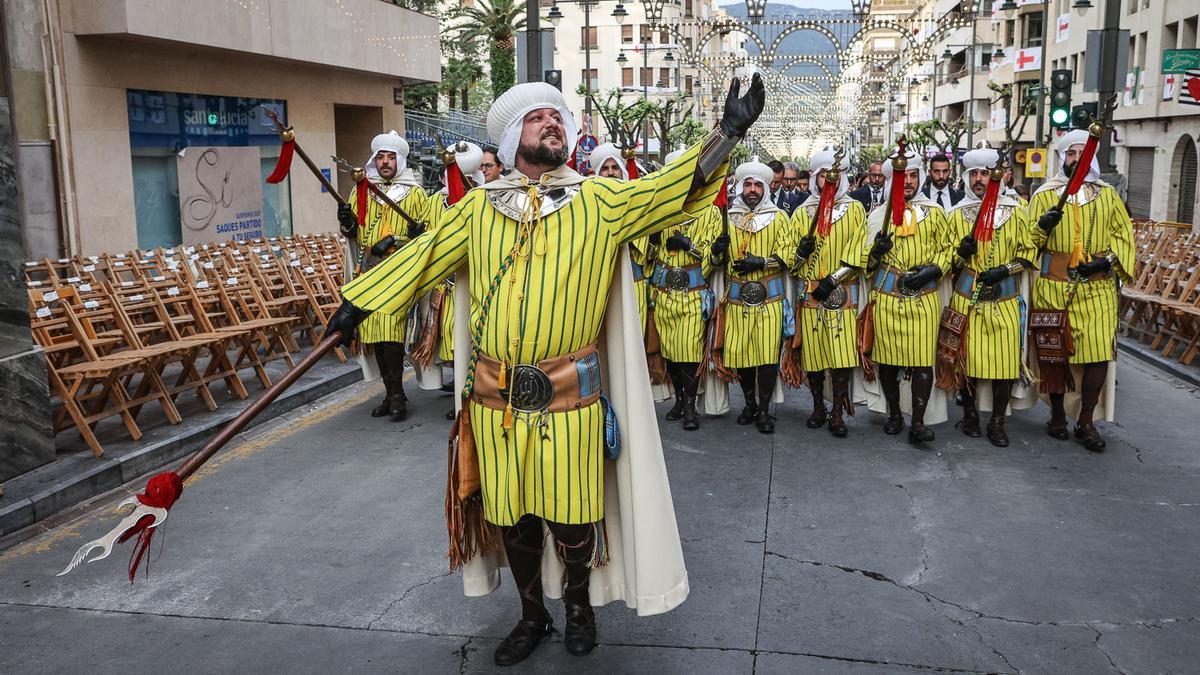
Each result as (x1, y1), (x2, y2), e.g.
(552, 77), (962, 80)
(2, 357), (1198, 674)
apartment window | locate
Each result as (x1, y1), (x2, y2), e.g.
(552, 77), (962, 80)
(1025, 12), (1044, 48)
(581, 26), (597, 50)
(640, 67), (653, 87)
(1185, 16), (1198, 50)
(622, 68), (634, 87)
(622, 24), (633, 44)
(685, 0), (693, 18)
(641, 24), (652, 44)
(660, 67), (671, 87)
(1005, 19), (1015, 47)
(582, 68), (598, 91)
(660, 28), (670, 44)
(1165, 22), (1179, 51)
(685, 75), (694, 94)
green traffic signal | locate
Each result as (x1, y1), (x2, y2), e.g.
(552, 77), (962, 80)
(1050, 108), (1070, 125)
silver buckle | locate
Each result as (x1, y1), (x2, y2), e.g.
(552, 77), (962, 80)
(1068, 267), (1085, 283)
(665, 267), (690, 292)
(739, 280), (767, 306)
(500, 364), (555, 413)
(821, 286), (848, 310)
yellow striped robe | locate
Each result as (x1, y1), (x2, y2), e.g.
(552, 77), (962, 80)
(629, 236), (652, 333)
(652, 205), (722, 362)
(341, 146), (725, 526)
(722, 208), (798, 369)
(1027, 183), (1135, 363)
(791, 200), (868, 371)
(351, 182), (431, 344)
(947, 202), (1035, 379)
(862, 203), (952, 367)
(427, 192), (457, 362)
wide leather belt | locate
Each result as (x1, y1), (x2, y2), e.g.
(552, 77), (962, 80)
(954, 268), (1020, 303)
(651, 263), (706, 293)
(873, 264), (938, 298)
(728, 273), (786, 306)
(631, 259), (647, 282)
(473, 343), (602, 413)
(801, 281), (859, 310)
(1039, 251), (1112, 283)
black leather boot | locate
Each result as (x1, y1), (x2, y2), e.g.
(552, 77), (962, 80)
(806, 370), (828, 429)
(494, 620), (555, 666)
(755, 365), (778, 434)
(828, 368), (851, 438)
(736, 367), (759, 425)
(987, 380), (1012, 447)
(960, 384), (981, 437)
(879, 365), (904, 435)
(908, 367), (935, 444)
(682, 396), (700, 430)
(564, 602), (597, 656)
(371, 347), (393, 417)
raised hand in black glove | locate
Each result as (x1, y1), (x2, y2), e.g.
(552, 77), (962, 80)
(732, 255), (766, 274)
(718, 73), (766, 139)
(337, 203), (357, 235)
(406, 220), (426, 240)
(370, 235), (396, 259)
(1037, 208), (1062, 233)
(977, 265), (1011, 286)
(325, 299), (369, 347)
(710, 233), (731, 257)
(665, 232), (693, 252)
(869, 232), (894, 260)
(901, 264), (942, 292)
(956, 235), (978, 261)
(811, 275), (838, 302)
(1074, 254), (1113, 278)
(648, 231), (663, 246)
(796, 235), (817, 261)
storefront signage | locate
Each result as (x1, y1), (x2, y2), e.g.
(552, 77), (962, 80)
(176, 146), (265, 244)
(1163, 50), (1200, 74)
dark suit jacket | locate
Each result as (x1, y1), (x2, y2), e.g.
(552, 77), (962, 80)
(922, 184), (965, 209)
(848, 185), (884, 212)
(774, 189), (805, 215)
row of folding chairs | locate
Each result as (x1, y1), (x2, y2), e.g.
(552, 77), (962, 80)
(1119, 224), (1200, 365)
(25, 233), (350, 458)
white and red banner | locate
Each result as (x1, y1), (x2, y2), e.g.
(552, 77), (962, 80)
(1013, 47), (1042, 73)
(1180, 70), (1200, 107)
(1056, 14), (1070, 43)
(1164, 73), (1177, 101)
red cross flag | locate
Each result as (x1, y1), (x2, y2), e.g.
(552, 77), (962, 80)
(1181, 70), (1200, 107)
(1056, 14), (1070, 43)
(1014, 47), (1041, 73)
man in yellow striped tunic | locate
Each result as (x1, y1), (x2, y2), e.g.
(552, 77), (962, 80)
(1027, 129), (1135, 452)
(326, 79), (762, 664)
(946, 145), (1035, 447)
(721, 159), (798, 434)
(650, 149), (723, 430)
(336, 130), (431, 421)
(795, 147), (867, 438)
(861, 147), (952, 444)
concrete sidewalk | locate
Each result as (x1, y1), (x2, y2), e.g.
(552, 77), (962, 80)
(1, 356), (1198, 674)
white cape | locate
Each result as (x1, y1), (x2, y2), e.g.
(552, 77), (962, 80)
(453, 247), (690, 616)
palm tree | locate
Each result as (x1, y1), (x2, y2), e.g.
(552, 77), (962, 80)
(443, 56), (485, 112)
(452, 0), (525, 98)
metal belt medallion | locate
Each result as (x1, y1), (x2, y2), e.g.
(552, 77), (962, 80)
(821, 286), (848, 310)
(976, 283), (999, 302)
(740, 280), (767, 306)
(665, 267), (690, 292)
(898, 280), (922, 298)
(500, 364), (555, 413)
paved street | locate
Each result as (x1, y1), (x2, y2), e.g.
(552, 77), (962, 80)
(2, 357), (1199, 674)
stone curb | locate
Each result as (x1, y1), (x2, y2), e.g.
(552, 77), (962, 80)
(1117, 340), (1200, 390)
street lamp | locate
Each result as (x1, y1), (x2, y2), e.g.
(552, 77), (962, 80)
(1072, 0), (1093, 15)
(999, 0), (1018, 19)
(545, 0), (629, 120)
(745, 0), (767, 22)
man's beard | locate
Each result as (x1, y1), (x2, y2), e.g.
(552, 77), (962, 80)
(904, 186), (917, 200)
(377, 167), (396, 180)
(932, 178), (948, 189)
(1064, 160), (1079, 178)
(517, 140), (568, 167)
(743, 193), (762, 209)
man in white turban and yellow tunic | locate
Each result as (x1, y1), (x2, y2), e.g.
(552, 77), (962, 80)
(861, 146), (952, 444)
(719, 158), (797, 434)
(648, 148), (723, 430)
(796, 146), (868, 438)
(945, 143), (1036, 447)
(326, 77), (765, 665)
(336, 130), (431, 422)
(1027, 128), (1134, 452)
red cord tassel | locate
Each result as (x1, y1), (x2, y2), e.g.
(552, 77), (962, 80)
(713, 176), (728, 208)
(266, 139), (295, 184)
(972, 171), (1003, 242)
(626, 156), (639, 180)
(889, 137), (908, 231)
(355, 176), (369, 226)
(118, 472), (184, 583)
(1065, 133), (1099, 197)
(815, 172), (838, 237)
(447, 162), (467, 206)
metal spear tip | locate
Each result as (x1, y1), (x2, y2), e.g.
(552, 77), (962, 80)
(57, 495), (169, 577)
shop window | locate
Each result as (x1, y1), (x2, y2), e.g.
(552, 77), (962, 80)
(127, 89), (291, 249)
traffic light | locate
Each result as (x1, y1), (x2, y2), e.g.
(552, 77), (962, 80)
(1071, 102), (1098, 130)
(1049, 69), (1073, 129)
(544, 69), (563, 91)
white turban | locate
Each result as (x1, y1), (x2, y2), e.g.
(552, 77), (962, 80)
(881, 146), (925, 199)
(808, 146), (850, 201)
(443, 141), (486, 186)
(664, 149), (685, 165)
(365, 130), (409, 180)
(1054, 128), (1100, 183)
(589, 142), (627, 180)
(959, 143), (1000, 194)
(486, 82), (579, 168)
(735, 158), (773, 196)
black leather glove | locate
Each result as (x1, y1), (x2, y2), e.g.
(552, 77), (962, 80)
(977, 265), (1010, 286)
(710, 233), (731, 257)
(901, 264), (942, 291)
(1037, 208), (1062, 233)
(370, 235), (396, 259)
(325, 300), (369, 347)
(811, 275), (838, 302)
(337, 203), (357, 235)
(869, 232), (894, 260)
(732, 255), (766, 274)
(1075, 255), (1113, 278)
(648, 231), (662, 247)
(665, 233), (692, 252)
(796, 235), (817, 261)
(956, 236), (978, 261)
(718, 74), (766, 139)
(406, 220), (426, 240)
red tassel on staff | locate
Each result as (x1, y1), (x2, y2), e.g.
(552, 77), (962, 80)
(355, 176), (369, 226)
(972, 170), (1003, 242)
(266, 137), (295, 184)
(1065, 134), (1099, 197)
(118, 472), (184, 583)
(626, 156), (639, 179)
(815, 171), (838, 237)
(889, 137), (909, 231)
(446, 161), (467, 206)
(713, 176), (728, 208)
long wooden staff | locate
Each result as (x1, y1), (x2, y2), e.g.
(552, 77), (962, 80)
(261, 107), (347, 206)
(1053, 94), (1118, 213)
(329, 156), (424, 231)
(59, 332), (345, 582)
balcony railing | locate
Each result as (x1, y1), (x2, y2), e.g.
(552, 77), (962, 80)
(404, 110), (490, 152)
